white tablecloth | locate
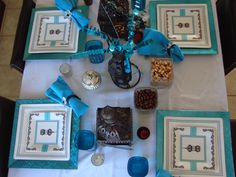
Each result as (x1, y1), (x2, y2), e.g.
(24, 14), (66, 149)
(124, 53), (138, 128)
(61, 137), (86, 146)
(8, 0), (228, 177)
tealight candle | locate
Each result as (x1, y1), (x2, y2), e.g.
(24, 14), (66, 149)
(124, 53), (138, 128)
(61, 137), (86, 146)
(59, 63), (72, 77)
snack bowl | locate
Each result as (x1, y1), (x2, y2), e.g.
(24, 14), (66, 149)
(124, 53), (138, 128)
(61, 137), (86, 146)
(150, 58), (174, 88)
(134, 87), (157, 111)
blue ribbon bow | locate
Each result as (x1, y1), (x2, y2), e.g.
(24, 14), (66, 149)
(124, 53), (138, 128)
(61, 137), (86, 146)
(138, 28), (184, 63)
(45, 76), (89, 118)
(55, 0), (89, 29)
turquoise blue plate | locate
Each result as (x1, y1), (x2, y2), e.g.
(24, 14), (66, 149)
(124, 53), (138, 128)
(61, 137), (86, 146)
(156, 110), (235, 177)
(23, 6), (88, 60)
(149, 0), (218, 55)
(8, 99), (80, 169)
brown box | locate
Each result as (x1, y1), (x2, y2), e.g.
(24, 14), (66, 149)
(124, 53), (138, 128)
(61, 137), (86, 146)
(96, 106), (132, 145)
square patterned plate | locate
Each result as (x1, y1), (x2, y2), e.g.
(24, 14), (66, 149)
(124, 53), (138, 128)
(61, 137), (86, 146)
(9, 99), (80, 169)
(157, 4), (211, 48)
(28, 10), (79, 53)
(149, 0), (218, 55)
(156, 110), (235, 177)
(24, 6), (88, 60)
(14, 104), (72, 161)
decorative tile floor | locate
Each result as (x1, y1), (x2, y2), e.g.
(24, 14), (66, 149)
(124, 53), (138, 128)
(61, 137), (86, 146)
(0, 0), (235, 119)
(226, 68), (236, 119)
(0, 0), (22, 101)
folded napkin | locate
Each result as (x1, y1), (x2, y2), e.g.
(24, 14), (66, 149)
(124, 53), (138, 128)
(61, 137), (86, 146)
(45, 76), (89, 118)
(138, 28), (184, 63)
(156, 169), (173, 177)
(55, 0), (89, 29)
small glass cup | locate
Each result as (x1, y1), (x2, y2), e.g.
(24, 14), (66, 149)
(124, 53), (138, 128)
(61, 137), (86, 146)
(85, 40), (104, 64)
(59, 63), (72, 77)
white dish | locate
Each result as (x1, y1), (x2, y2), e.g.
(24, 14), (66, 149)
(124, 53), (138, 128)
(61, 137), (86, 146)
(157, 4), (211, 48)
(28, 10), (79, 53)
(164, 117), (226, 177)
(14, 104), (72, 161)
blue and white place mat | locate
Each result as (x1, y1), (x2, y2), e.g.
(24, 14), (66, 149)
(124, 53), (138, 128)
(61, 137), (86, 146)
(149, 0), (218, 55)
(9, 99), (80, 169)
(14, 104), (72, 161)
(156, 110), (235, 177)
(28, 10), (79, 53)
(23, 6), (88, 60)
(157, 4), (211, 48)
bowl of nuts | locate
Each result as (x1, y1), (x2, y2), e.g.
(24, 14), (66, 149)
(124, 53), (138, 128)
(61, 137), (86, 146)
(134, 87), (157, 111)
(151, 58), (173, 88)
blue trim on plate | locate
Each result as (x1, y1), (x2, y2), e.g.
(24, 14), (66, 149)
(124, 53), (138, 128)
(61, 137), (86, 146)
(149, 0), (218, 55)
(156, 110), (235, 177)
(23, 6), (89, 60)
(8, 99), (80, 169)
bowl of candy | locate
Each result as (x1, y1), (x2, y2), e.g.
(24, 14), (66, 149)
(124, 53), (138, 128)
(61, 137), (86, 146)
(134, 87), (157, 111)
(150, 58), (174, 88)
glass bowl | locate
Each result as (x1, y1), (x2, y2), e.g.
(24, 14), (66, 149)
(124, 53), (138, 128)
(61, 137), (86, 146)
(150, 58), (174, 88)
(134, 87), (158, 111)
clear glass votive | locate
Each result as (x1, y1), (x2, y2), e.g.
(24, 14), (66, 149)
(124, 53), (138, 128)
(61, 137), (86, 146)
(59, 63), (72, 77)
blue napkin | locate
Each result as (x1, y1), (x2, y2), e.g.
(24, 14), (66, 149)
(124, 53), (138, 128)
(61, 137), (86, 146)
(156, 169), (173, 177)
(45, 76), (89, 118)
(55, 0), (89, 29)
(138, 28), (184, 63)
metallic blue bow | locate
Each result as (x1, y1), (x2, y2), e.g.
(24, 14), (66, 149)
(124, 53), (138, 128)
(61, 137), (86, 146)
(55, 0), (89, 29)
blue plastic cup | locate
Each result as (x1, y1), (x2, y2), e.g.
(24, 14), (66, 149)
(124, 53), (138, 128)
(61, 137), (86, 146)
(77, 130), (96, 150)
(85, 40), (104, 64)
(127, 156), (149, 177)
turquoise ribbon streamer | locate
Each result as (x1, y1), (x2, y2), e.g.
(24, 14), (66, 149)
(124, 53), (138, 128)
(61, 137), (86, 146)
(55, 0), (89, 29)
(45, 76), (89, 118)
(138, 28), (184, 63)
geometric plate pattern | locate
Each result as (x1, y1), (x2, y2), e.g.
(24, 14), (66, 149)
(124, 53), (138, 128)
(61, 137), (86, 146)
(23, 6), (88, 60)
(149, 0), (219, 55)
(9, 99), (80, 169)
(26, 112), (65, 152)
(164, 117), (226, 176)
(13, 104), (72, 161)
(157, 4), (211, 48)
(28, 10), (79, 53)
